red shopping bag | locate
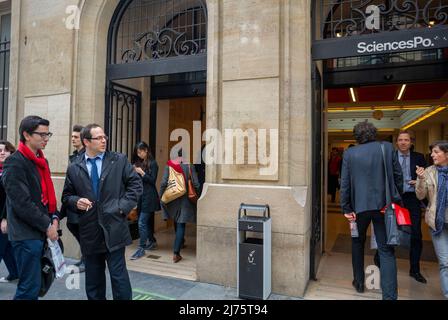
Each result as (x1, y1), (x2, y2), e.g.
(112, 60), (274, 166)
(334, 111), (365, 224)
(380, 203), (412, 226)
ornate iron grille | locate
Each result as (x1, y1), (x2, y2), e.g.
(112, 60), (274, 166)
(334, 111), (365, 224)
(322, 0), (448, 39)
(112, 0), (207, 64)
(106, 83), (141, 159)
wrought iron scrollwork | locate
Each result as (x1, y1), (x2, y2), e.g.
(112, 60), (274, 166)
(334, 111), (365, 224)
(121, 27), (201, 63)
(324, 0), (448, 38)
(423, 0), (448, 26)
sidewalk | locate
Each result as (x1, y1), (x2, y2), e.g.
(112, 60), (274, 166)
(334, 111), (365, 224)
(0, 259), (300, 300)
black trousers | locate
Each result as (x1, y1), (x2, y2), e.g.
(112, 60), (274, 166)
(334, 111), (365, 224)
(67, 222), (84, 262)
(402, 192), (423, 273)
(85, 247), (132, 300)
(352, 210), (397, 300)
(328, 175), (339, 201)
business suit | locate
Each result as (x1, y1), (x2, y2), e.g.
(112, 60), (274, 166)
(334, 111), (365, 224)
(340, 140), (403, 300)
(62, 151), (142, 300)
(396, 150), (427, 274)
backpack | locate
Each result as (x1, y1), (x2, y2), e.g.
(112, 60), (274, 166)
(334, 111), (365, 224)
(161, 166), (186, 204)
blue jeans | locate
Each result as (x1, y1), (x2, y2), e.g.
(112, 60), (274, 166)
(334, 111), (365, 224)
(138, 212), (155, 248)
(0, 233), (18, 279)
(431, 224), (448, 299)
(12, 240), (44, 300)
(173, 223), (186, 255)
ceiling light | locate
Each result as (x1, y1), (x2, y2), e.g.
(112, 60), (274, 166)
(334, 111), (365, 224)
(397, 84), (407, 100)
(327, 105), (430, 112)
(402, 106), (447, 130)
(350, 88), (356, 102)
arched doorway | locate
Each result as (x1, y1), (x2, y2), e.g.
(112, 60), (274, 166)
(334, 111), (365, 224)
(106, 0), (207, 158)
(105, 0), (208, 280)
(309, 0), (448, 299)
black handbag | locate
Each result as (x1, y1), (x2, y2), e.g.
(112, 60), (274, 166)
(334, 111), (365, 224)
(38, 237), (64, 298)
(39, 241), (55, 298)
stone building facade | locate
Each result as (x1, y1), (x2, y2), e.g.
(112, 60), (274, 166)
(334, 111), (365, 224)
(3, 0), (448, 298)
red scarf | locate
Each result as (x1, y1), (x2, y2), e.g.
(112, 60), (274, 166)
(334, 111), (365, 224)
(167, 159), (186, 181)
(18, 142), (57, 214)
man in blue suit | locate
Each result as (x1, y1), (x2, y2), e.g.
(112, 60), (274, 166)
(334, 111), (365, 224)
(396, 131), (427, 283)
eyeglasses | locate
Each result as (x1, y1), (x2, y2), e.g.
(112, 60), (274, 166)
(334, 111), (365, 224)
(88, 135), (109, 141)
(32, 132), (53, 139)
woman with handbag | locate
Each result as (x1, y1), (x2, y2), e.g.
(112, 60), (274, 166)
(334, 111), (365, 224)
(0, 140), (18, 283)
(130, 142), (161, 260)
(160, 149), (200, 263)
(416, 140), (448, 299)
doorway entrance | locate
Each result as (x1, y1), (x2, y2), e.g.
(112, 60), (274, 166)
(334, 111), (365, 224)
(309, 0), (448, 299)
(105, 0), (207, 280)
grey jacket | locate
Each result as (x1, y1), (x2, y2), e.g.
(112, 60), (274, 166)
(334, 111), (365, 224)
(159, 163), (200, 224)
(340, 141), (403, 214)
(2, 152), (53, 241)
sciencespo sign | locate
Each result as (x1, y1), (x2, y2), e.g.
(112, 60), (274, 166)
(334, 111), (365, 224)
(357, 36), (435, 54)
(312, 28), (448, 60)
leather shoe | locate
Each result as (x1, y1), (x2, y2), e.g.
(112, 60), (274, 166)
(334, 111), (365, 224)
(173, 254), (182, 263)
(409, 272), (427, 284)
(352, 280), (365, 293)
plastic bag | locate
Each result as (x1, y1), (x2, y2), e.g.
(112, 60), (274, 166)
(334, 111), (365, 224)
(47, 238), (67, 279)
(370, 224), (378, 249)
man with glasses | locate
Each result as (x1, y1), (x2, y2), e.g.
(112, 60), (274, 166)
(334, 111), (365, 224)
(2, 116), (60, 300)
(62, 124), (142, 300)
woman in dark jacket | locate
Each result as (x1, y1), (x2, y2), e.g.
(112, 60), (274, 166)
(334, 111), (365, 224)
(0, 140), (18, 283)
(160, 149), (200, 263)
(130, 142), (161, 260)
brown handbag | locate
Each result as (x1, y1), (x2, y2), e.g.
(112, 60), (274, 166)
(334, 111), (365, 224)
(127, 207), (139, 223)
(188, 166), (198, 204)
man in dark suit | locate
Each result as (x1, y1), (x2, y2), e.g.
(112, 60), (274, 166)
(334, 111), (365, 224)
(340, 121), (403, 300)
(2, 116), (60, 300)
(62, 124), (142, 300)
(396, 130), (427, 283)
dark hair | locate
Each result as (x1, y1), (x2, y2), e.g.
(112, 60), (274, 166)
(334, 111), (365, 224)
(132, 141), (153, 169)
(19, 116), (50, 143)
(429, 140), (448, 153)
(178, 148), (183, 158)
(353, 121), (377, 144)
(397, 130), (412, 138)
(72, 124), (84, 133)
(80, 124), (102, 144)
(0, 140), (16, 153)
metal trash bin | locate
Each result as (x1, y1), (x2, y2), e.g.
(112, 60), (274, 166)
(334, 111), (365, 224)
(237, 203), (271, 300)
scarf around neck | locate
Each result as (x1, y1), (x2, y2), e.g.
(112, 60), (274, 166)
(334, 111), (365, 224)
(434, 166), (448, 236)
(17, 142), (57, 214)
